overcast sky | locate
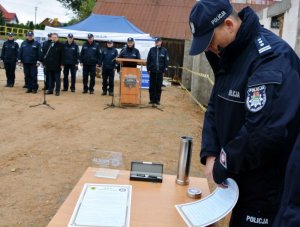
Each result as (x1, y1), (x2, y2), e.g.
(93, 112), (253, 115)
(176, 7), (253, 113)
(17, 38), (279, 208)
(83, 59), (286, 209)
(1, 0), (74, 24)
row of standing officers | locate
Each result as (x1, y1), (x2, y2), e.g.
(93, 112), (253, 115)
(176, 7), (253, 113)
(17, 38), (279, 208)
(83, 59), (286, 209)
(1, 32), (169, 104)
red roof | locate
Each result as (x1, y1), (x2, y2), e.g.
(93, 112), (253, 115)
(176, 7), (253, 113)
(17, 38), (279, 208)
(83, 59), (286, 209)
(93, 0), (271, 40)
(0, 4), (18, 22)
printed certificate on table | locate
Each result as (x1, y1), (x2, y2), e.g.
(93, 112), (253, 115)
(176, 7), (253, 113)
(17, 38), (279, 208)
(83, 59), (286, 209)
(175, 178), (239, 227)
(68, 184), (132, 227)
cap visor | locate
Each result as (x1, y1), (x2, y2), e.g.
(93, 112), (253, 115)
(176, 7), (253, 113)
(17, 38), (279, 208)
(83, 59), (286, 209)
(189, 30), (214, 56)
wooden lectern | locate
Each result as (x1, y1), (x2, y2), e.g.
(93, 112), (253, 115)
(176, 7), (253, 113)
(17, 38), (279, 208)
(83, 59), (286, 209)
(116, 58), (146, 106)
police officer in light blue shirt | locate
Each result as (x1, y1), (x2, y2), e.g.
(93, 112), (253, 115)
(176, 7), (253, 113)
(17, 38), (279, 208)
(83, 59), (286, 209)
(0, 32), (19, 87)
(19, 31), (41, 93)
(189, 0), (300, 226)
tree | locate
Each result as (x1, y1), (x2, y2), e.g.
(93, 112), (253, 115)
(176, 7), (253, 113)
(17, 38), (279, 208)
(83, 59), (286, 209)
(78, 0), (96, 19)
(26, 21), (34, 30)
(0, 10), (6, 25)
(57, 0), (96, 19)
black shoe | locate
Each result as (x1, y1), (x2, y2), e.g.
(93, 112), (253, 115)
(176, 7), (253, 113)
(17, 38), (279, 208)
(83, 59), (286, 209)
(46, 91), (53, 95)
(26, 89), (32, 93)
(109, 92), (114, 96)
(32, 90), (37, 94)
(5, 84), (9, 87)
(71, 89), (75, 92)
(55, 92), (60, 96)
(82, 90), (88, 94)
(149, 101), (154, 104)
(9, 84), (14, 87)
(156, 101), (160, 105)
(90, 90), (94, 94)
(101, 92), (107, 96)
(61, 89), (68, 92)
(23, 85), (27, 89)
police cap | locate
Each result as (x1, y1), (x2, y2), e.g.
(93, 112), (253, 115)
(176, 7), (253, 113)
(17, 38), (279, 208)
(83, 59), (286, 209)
(155, 37), (162, 42)
(87, 33), (94, 38)
(127, 37), (134, 42)
(189, 0), (233, 55)
(68, 33), (74, 38)
(47, 33), (52, 37)
(7, 32), (14, 37)
(26, 31), (34, 36)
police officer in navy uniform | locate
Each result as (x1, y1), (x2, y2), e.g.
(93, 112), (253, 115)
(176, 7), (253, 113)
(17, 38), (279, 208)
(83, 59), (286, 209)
(19, 31), (41, 93)
(118, 37), (141, 63)
(63, 33), (79, 92)
(41, 33), (52, 90)
(44, 33), (65, 96)
(146, 37), (169, 105)
(273, 134), (300, 227)
(100, 40), (118, 96)
(80, 33), (101, 94)
(189, 0), (300, 226)
(0, 32), (19, 87)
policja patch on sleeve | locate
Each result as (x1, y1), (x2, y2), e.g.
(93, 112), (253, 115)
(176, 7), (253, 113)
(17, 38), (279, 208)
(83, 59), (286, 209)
(246, 85), (267, 112)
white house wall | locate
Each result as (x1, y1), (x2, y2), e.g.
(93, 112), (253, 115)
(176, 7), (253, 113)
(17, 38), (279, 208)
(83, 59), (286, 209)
(281, 0), (299, 48)
(259, 0), (300, 49)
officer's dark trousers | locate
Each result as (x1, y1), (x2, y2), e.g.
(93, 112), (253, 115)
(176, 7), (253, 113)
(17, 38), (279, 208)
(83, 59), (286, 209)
(23, 63), (38, 91)
(149, 72), (163, 103)
(4, 62), (16, 86)
(48, 70), (61, 93)
(83, 64), (96, 92)
(229, 207), (276, 227)
(63, 64), (77, 91)
(102, 68), (115, 93)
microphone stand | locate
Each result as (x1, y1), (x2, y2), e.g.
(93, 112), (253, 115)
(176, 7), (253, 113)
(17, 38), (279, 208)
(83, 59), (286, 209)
(104, 92), (116, 110)
(30, 64), (55, 110)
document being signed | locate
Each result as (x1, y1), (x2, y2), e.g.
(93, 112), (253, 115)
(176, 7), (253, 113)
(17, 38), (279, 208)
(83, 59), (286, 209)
(69, 184), (132, 227)
(175, 178), (239, 227)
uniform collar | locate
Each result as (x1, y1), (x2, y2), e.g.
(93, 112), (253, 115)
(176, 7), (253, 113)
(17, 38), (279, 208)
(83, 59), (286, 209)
(220, 7), (261, 68)
(87, 41), (94, 45)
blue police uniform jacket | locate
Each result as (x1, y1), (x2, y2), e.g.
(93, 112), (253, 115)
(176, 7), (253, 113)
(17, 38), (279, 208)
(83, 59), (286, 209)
(100, 47), (118, 70)
(1, 40), (19, 63)
(64, 41), (79, 65)
(201, 7), (300, 214)
(273, 134), (300, 227)
(146, 46), (169, 73)
(19, 39), (41, 64)
(119, 46), (141, 59)
(80, 41), (101, 65)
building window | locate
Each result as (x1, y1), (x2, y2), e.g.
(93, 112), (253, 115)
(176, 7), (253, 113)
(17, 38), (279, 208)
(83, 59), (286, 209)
(271, 16), (280, 29)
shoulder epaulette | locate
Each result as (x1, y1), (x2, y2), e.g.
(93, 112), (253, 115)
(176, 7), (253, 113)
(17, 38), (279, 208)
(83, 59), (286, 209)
(255, 35), (272, 55)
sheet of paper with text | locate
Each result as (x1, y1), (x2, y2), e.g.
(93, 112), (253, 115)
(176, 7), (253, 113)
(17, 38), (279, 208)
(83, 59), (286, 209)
(176, 178), (239, 227)
(68, 184), (132, 227)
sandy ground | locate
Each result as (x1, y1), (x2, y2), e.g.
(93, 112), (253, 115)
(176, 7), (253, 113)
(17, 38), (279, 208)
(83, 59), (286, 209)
(0, 69), (228, 226)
